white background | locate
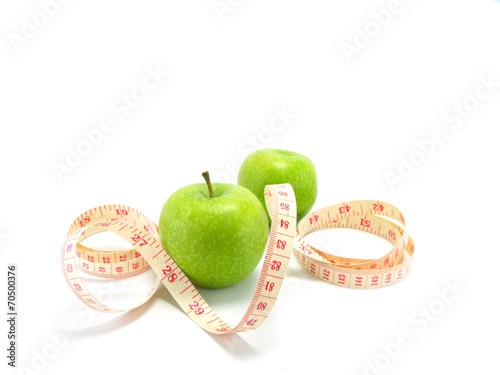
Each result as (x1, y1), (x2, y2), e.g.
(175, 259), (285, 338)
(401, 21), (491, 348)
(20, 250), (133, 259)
(1, 0), (499, 374)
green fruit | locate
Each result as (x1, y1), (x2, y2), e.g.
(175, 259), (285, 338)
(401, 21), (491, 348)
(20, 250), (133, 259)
(238, 148), (317, 222)
(159, 172), (269, 288)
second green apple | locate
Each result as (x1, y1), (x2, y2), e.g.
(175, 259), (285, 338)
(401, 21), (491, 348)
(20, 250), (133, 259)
(238, 149), (318, 222)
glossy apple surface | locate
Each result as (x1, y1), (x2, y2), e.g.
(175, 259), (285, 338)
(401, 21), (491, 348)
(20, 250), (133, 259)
(159, 176), (269, 288)
(238, 149), (317, 222)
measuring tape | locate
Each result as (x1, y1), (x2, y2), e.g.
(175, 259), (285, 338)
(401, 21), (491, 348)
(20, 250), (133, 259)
(61, 184), (414, 334)
(296, 201), (414, 288)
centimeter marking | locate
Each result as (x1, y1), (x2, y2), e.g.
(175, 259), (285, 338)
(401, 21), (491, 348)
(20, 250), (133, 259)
(61, 187), (414, 334)
(61, 184), (298, 333)
(295, 200), (414, 288)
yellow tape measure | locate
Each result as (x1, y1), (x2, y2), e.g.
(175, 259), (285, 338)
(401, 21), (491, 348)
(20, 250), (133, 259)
(61, 184), (414, 334)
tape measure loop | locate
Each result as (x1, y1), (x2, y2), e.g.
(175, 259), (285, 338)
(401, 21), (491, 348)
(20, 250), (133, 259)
(294, 200), (414, 288)
(61, 196), (414, 332)
(62, 185), (299, 334)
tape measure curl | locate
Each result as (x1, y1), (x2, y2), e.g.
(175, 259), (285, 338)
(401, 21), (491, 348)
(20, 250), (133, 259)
(62, 184), (297, 334)
(295, 201), (415, 288)
(61, 186), (414, 334)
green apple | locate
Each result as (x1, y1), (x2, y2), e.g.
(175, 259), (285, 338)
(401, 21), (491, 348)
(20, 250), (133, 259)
(158, 172), (269, 288)
(238, 149), (317, 222)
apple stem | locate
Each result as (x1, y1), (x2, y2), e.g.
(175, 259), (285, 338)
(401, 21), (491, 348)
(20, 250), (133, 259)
(202, 171), (215, 198)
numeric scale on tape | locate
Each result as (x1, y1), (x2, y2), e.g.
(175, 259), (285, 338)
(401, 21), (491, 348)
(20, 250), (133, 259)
(61, 184), (415, 334)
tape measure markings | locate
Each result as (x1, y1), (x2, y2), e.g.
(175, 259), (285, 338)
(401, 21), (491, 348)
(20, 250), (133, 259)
(62, 190), (414, 332)
(295, 200), (414, 288)
(62, 184), (297, 333)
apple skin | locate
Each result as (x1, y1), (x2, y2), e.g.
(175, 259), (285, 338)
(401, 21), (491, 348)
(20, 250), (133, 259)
(238, 149), (317, 222)
(159, 183), (269, 288)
